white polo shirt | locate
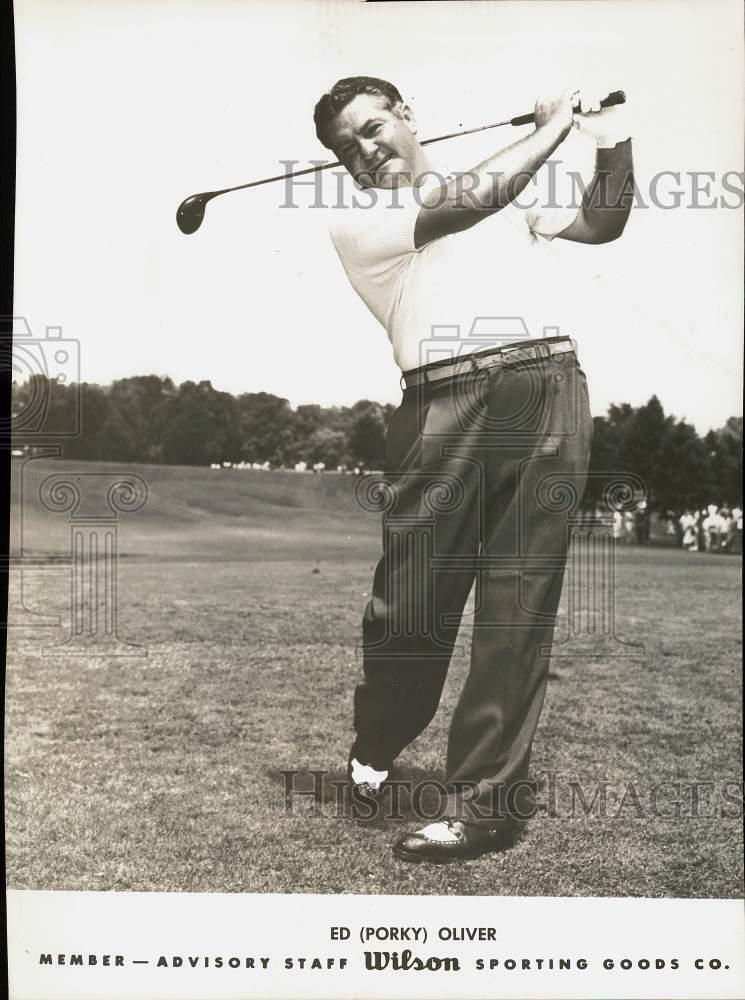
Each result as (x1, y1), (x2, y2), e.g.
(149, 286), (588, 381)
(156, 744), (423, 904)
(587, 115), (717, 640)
(329, 164), (580, 373)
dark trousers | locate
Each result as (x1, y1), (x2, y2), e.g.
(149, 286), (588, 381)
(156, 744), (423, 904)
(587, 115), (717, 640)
(352, 341), (593, 828)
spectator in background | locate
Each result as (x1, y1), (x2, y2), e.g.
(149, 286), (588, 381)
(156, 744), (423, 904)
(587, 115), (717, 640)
(622, 510), (635, 545)
(732, 507), (743, 554)
(665, 511), (678, 540)
(613, 509), (624, 542)
(696, 509), (707, 552)
(680, 510), (698, 551)
(719, 506), (733, 552)
(703, 504), (720, 552)
(634, 500), (650, 544)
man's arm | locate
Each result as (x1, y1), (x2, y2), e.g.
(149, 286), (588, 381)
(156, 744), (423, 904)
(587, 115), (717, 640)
(414, 90), (575, 249)
(555, 139), (634, 244)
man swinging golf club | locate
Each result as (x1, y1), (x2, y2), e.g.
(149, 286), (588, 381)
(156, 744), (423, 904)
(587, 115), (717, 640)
(313, 76), (633, 863)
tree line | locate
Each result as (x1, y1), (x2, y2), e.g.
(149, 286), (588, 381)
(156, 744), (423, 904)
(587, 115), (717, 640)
(586, 395), (741, 513)
(11, 374), (742, 512)
(12, 374), (393, 471)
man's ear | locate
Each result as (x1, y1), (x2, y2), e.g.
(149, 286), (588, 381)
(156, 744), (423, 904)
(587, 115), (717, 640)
(396, 102), (418, 135)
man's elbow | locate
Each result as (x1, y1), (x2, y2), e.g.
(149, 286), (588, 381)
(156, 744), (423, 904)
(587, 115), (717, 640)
(590, 212), (630, 244)
(596, 223), (627, 244)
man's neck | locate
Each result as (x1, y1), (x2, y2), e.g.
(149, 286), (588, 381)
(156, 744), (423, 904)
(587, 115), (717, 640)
(410, 147), (436, 187)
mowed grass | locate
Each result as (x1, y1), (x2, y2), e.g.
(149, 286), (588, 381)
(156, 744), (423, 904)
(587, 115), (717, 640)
(5, 460), (743, 897)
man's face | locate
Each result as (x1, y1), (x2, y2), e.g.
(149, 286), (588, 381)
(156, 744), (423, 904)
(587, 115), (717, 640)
(327, 93), (422, 189)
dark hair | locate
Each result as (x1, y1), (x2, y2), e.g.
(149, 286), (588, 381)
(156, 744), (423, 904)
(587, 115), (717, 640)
(313, 76), (403, 150)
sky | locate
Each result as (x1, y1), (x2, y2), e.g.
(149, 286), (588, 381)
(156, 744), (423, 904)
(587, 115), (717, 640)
(13, 0), (744, 434)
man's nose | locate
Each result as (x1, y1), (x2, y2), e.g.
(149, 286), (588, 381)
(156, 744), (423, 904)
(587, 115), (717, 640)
(358, 138), (379, 163)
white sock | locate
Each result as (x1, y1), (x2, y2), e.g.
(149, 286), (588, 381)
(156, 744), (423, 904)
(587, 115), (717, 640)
(350, 758), (389, 790)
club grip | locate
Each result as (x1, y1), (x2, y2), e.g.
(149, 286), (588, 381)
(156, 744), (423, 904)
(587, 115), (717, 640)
(510, 89), (626, 127)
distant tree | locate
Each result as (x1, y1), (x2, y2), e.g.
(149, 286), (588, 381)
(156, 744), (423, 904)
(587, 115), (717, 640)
(622, 395), (672, 508)
(705, 417), (742, 505)
(211, 385), (244, 461)
(584, 398), (727, 516)
(606, 402), (636, 448)
(10, 375), (43, 438)
(306, 427), (349, 468)
(100, 407), (140, 462)
(106, 375), (176, 463)
(348, 401), (386, 468)
(656, 418), (709, 513)
(584, 404), (636, 508)
(68, 383), (110, 460)
(11, 374), (79, 444)
(10, 375), (105, 458)
(235, 392), (295, 465)
(585, 416), (619, 507)
(93, 375), (173, 463)
(162, 380), (240, 465)
(324, 404), (353, 434)
(289, 404), (325, 463)
(293, 404), (323, 437)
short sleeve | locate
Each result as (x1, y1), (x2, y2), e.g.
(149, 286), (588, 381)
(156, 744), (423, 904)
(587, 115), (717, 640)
(525, 161), (582, 241)
(329, 186), (421, 272)
(524, 132), (591, 241)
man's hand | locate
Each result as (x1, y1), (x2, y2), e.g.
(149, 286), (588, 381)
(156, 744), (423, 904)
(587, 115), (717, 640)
(571, 88), (632, 148)
(412, 85), (630, 249)
(533, 90), (576, 141)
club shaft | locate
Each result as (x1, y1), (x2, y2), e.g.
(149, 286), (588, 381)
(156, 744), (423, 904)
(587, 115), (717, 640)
(421, 118), (511, 147)
(212, 161), (341, 196)
(207, 118), (513, 197)
(182, 89), (625, 210)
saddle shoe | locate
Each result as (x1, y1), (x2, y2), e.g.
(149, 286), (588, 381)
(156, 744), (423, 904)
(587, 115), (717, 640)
(393, 818), (505, 863)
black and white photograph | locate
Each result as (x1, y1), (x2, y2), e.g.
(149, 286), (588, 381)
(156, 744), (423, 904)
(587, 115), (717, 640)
(4, 1), (744, 998)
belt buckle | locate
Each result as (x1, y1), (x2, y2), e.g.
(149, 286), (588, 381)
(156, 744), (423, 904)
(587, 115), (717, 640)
(470, 349), (496, 371)
(501, 344), (528, 366)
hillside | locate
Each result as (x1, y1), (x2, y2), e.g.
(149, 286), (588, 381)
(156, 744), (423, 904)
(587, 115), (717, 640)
(10, 458), (380, 562)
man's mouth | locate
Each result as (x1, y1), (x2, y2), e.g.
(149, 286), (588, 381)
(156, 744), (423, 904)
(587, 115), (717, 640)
(372, 155), (394, 174)
(356, 155), (401, 188)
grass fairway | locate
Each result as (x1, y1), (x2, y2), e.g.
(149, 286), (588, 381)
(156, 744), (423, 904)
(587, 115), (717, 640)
(6, 459), (743, 897)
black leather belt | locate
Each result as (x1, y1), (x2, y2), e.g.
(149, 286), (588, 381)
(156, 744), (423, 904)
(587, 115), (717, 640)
(401, 336), (576, 389)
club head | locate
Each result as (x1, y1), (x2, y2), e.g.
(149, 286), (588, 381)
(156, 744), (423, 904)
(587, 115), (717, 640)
(176, 193), (211, 235)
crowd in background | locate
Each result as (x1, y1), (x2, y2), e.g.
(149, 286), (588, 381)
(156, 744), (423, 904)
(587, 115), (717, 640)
(677, 505), (743, 554)
(610, 502), (651, 546)
(589, 501), (742, 554)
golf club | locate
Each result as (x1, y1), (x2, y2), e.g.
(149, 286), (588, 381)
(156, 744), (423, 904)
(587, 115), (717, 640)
(176, 90), (625, 234)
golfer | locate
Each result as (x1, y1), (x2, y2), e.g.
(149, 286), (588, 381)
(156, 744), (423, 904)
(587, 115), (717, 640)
(313, 76), (633, 862)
